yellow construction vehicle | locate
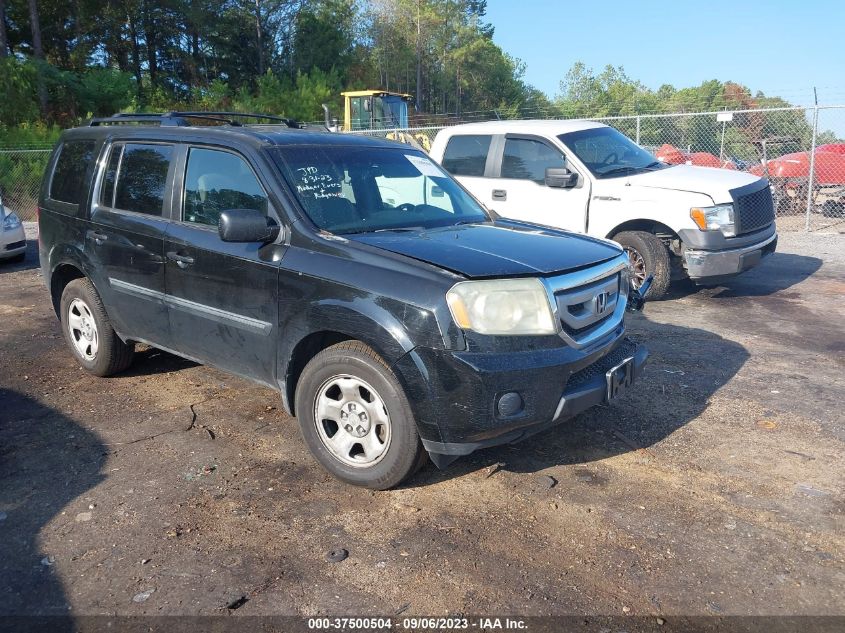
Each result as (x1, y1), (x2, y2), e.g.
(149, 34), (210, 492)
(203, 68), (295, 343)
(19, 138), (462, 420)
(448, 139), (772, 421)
(340, 90), (413, 131)
(322, 90), (432, 152)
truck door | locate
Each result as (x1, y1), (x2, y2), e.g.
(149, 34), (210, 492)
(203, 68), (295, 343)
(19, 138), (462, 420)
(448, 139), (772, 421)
(489, 135), (589, 233)
(439, 134), (495, 208)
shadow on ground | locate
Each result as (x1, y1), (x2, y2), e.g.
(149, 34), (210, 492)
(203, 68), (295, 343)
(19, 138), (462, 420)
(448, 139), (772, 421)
(408, 318), (749, 486)
(663, 252), (822, 300)
(0, 389), (105, 620)
(119, 346), (198, 377)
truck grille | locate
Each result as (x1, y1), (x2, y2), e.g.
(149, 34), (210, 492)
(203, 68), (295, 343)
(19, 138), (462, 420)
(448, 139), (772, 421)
(732, 181), (775, 235)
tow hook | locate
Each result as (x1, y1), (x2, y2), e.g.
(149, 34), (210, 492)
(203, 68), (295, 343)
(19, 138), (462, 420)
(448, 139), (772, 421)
(627, 274), (653, 312)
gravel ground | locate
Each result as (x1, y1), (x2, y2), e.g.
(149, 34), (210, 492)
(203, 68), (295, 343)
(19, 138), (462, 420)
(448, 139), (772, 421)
(0, 225), (843, 626)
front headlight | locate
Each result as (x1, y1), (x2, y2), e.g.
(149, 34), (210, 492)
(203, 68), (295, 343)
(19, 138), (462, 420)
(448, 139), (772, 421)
(446, 278), (556, 335)
(690, 204), (735, 237)
(2, 212), (22, 231)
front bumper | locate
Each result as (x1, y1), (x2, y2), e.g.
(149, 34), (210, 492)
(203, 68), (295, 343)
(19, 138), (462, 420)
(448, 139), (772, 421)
(683, 231), (777, 282)
(0, 224), (27, 259)
(393, 336), (648, 460)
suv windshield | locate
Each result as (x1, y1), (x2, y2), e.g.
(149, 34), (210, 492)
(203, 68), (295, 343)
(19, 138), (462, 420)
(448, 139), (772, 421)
(557, 127), (667, 179)
(272, 145), (489, 234)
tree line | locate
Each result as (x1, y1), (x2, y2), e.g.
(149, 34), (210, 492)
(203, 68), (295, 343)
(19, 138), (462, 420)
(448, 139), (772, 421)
(0, 0), (836, 150)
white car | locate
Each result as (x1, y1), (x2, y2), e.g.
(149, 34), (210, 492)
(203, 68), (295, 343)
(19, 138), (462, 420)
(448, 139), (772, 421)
(430, 120), (777, 298)
(0, 195), (27, 263)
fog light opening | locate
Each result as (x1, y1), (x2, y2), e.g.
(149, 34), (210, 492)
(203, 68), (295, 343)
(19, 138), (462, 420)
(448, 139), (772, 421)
(497, 392), (524, 418)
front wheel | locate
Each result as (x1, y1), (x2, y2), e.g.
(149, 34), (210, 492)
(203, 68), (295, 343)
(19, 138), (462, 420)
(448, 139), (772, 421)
(294, 341), (426, 489)
(613, 230), (671, 300)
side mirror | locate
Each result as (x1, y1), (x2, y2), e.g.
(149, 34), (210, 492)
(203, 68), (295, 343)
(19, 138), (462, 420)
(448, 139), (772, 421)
(218, 208), (280, 243)
(545, 167), (578, 188)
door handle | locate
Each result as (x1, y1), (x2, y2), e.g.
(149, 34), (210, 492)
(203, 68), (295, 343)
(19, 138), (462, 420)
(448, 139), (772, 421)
(87, 230), (108, 243)
(492, 189), (507, 201)
(167, 251), (195, 268)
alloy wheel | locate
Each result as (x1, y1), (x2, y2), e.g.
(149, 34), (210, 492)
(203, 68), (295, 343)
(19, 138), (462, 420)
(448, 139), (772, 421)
(68, 298), (99, 361)
(314, 374), (392, 467)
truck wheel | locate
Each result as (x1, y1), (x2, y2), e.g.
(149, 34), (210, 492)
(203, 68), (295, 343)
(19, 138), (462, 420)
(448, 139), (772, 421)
(295, 341), (425, 490)
(613, 231), (671, 299)
(60, 278), (135, 376)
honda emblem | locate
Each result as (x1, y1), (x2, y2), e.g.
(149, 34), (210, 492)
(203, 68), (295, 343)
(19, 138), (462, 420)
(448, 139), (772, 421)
(593, 291), (609, 316)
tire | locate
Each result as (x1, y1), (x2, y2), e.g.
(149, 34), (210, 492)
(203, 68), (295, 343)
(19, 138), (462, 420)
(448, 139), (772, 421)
(294, 341), (425, 490)
(60, 278), (135, 376)
(613, 230), (671, 300)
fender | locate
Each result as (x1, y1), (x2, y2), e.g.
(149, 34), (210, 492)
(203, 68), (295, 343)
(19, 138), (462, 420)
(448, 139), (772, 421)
(588, 192), (713, 240)
(44, 242), (99, 314)
(277, 296), (442, 415)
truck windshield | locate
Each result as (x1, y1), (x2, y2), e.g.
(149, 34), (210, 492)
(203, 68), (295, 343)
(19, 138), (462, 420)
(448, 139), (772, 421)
(557, 127), (668, 179)
(272, 145), (489, 235)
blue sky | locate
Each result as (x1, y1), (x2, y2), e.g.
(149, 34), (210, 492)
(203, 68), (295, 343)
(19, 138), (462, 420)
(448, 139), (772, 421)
(486, 0), (845, 106)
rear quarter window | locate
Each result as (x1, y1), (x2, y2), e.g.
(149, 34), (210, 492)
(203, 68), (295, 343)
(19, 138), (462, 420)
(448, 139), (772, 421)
(441, 135), (491, 177)
(49, 140), (97, 208)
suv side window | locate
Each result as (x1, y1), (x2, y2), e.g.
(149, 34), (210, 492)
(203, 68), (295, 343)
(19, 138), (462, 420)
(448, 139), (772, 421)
(501, 138), (565, 183)
(441, 135), (491, 177)
(114, 143), (174, 216)
(183, 147), (268, 227)
(100, 143), (122, 207)
(49, 140), (97, 207)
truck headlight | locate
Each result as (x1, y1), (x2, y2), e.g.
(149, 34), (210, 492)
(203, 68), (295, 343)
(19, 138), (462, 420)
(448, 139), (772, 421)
(446, 278), (556, 335)
(690, 204), (735, 237)
(2, 212), (22, 231)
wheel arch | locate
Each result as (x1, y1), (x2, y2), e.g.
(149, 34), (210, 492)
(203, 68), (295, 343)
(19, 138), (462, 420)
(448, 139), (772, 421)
(606, 219), (679, 242)
(280, 303), (420, 417)
(49, 263), (86, 316)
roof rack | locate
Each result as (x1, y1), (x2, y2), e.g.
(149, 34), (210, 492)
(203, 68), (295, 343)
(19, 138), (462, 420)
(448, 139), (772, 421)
(88, 112), (305, 128)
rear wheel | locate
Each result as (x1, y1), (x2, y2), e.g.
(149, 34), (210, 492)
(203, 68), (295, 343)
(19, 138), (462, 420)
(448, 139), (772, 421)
(60, 278), (135, 376)
(294, 341), (425, 489)
(613, 230), (671, 299)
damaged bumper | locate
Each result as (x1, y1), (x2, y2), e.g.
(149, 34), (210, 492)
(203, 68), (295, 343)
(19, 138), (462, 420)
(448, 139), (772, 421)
(393, 336), (648, 467)
(682, 230), (778, 282)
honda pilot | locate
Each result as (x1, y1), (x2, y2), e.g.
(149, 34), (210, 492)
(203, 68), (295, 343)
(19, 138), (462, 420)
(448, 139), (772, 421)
(38, 112), (649, 489)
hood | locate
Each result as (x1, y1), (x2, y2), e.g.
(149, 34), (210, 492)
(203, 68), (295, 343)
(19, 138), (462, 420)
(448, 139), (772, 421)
(626, 164), (761, 202)
(348, 221), (622, 278)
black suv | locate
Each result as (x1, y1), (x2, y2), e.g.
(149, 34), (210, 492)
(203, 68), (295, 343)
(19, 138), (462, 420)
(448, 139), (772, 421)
(38, 112), (649, 489)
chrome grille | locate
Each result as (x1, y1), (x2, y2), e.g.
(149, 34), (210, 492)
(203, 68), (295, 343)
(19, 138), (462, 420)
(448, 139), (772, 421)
(732, 181), (775, 235)
(540, 254), (629, 350)
(555, 274), (619, 336)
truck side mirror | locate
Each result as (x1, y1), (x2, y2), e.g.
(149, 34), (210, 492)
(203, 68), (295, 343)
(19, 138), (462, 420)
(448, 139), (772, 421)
(218, 209), (280, 243)
(545, 167), (578, 189)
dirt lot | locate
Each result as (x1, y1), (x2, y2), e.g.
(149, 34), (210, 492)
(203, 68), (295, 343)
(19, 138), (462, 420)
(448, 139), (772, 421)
(1, 226), (843, 625)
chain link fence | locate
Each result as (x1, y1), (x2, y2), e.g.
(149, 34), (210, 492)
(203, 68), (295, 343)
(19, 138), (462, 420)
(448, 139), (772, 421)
(2, 106), (843, 229)
(348, 105), (845, 232)
(0, 147), (52, 222)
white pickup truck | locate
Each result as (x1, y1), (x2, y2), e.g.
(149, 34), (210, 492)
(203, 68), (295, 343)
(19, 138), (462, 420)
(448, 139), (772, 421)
(429, 120), (778, 298)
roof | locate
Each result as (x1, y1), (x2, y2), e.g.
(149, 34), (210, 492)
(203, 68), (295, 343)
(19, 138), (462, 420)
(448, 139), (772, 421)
(437, 119), (608, 135)
(341, 90), (414, 100)
(60, 122), (411, 151)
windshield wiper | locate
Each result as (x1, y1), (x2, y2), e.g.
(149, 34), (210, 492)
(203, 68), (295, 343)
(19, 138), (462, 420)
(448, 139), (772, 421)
(600, 162), (665, 178)
(599, 166), (639, 177)
(373, 226), (426, 233)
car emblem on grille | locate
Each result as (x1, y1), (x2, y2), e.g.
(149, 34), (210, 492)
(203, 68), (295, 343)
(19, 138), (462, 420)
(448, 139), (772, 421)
(593, 291), (609, 316)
